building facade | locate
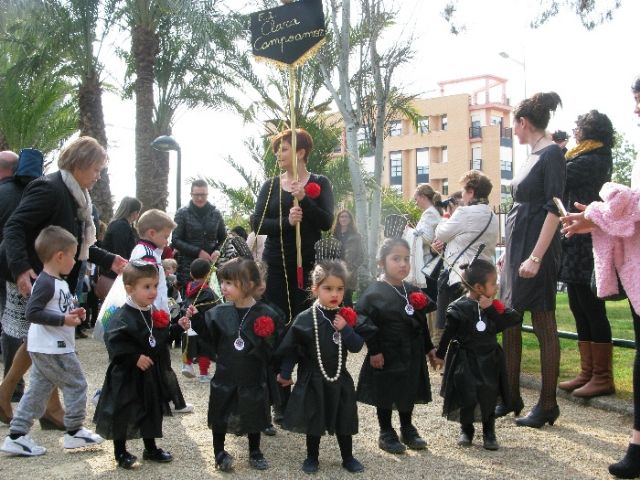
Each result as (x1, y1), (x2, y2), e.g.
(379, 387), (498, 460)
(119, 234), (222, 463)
(382, 75), (514, 207)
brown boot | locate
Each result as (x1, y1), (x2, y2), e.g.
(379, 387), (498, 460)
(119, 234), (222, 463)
(558, 341), (592, 392)
(573, 342), (615, 398)
(0, 343), (32, 424)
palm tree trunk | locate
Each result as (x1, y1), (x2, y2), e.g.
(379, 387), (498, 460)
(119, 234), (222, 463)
(132, 23), (166, 212)
(79, 69), (113, 221)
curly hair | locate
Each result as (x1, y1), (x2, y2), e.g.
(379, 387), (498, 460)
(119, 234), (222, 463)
(459, 170), (493, 201)
(575, 110), (614, 148)
(514, 92), (562, 130)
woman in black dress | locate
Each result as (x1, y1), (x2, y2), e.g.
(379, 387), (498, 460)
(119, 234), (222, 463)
(102, 197), (142, 279)
(498, 92), (566, 427)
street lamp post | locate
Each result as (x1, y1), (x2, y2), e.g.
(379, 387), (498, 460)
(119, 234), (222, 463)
(151, 135), (182, 211)
(499, 51), (526, 100)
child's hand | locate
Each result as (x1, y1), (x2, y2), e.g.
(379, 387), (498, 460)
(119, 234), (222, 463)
(369, 353), (384, 369)
(186, 304), (198, 317)
(333, 314), (347, 331)
(427, 349), (443, 370)
(64, 313), (82, 327)
(478, 295), (493, 310)
(178, 316), (191, 330)
(276, 373), (294, 387)
(70, 307), (86, 321)
(137, 355), (154, 371)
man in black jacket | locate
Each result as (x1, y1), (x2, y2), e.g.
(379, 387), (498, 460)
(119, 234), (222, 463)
(0, 150), (18, 358)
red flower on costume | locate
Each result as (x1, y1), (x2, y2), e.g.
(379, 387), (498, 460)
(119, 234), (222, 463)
(254, 316), (275, 337)
(492, 300), (506, 314)
(338, 307), (357, 327)
(408, 291), (429, 310)
(152, 310), (170, 328)
(304, 182), (321, 199)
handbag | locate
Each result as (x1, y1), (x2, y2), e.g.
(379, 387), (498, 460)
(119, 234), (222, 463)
(591, 270), (626, 302)
(437, 212), (494, 293)
(94, 274), (115, 300)
(421, 255), (444, 302)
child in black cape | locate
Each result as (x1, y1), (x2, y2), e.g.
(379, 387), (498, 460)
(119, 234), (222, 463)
(356, 238), (438, 455)
(196, 258), (281, 472)
(435, 259), (522, 450)
(94, 261), (173, 469)
(277, 260), (376, 474)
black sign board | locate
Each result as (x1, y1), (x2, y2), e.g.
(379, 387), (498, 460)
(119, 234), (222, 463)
(250, 0), (326, 68)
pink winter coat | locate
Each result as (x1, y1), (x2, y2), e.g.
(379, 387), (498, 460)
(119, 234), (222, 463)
(585, 182), (640, 312)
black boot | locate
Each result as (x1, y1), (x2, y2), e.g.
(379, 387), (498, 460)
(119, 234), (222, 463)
(515, 404), (559, 428)
(458, 424), (474, 447)
(609, 443), (640, 479)
(495, 396), (524, 418)
(482, 418), (499, 451)
(378, 429), (406, 454)
(400, 425), (427, 450)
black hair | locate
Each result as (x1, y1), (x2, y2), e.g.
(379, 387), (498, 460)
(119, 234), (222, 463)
(190, 258), (211, 280)
(218, 257), (261, 296)
(459, 259), (496, 288)
(514, 92), (562, 130)
(632, 76), (640, 94)
(231, 225), (248, 240)
(377, 237), (410, 266)
(309, 260), (349, 290)
(191, 179), (208, 191)
(575, 110), (614, 148)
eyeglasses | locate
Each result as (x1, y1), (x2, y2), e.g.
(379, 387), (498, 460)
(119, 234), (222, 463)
(191, 193), (208, 198)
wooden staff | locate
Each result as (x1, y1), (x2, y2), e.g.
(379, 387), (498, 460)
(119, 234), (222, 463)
(288, 65), (304, 289)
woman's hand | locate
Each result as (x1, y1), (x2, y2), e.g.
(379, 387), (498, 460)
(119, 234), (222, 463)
(496, 252), (505, 272)
(288, 206), (303, 226)
(198, 250), (212, 261)
(186, 304), (198, 317)
(136, 354), (154, 371)
(211, 250), (221, 263)
(111, 255), (128, 275)
(427, 349), (443, 370)
(333, 314), (347, 331)
(16, 269), (37, 297)
(178, 316), (191, 330)
(369, 353), (384, 369)
(276, 373), (294, 387)
(431, 239), (444, 253)
(290, 181), (306, 201)
(518, 258), (541, 278)
(561, 203), (595, 237)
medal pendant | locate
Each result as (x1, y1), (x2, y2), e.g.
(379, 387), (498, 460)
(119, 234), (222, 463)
(148, 335), (156, 348)
(234, 337), (245, 351)
(332, 331), (341, 345)
(475, 320), (487, 332)
(405, 304), (415, 315)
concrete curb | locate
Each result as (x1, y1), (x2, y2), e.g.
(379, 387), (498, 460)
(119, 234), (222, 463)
(520, 373), (633, 417)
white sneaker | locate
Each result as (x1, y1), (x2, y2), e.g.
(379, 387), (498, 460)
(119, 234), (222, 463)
(63, 428), (105, 449)
(181, 363), (195, 378)
(198, 374), (212, 383)
(1, 435), (47, 456)
(91, 389), (101, 406)
(172, 403), (194, 414)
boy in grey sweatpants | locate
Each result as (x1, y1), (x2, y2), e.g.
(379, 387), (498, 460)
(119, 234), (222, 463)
(1, 226), (104, 456)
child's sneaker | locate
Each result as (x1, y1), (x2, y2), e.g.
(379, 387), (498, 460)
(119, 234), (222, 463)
(172, 403), (194, 414)
(63, 427), (105, 449)
(198, 374), (212, 384)
(215, 450), (234, 471)
(1, 434), (47, 456)
(181, 363), (195, 378)
(249, 450), (268, 470)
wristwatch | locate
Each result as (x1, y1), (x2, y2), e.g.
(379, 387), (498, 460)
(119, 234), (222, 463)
(529, 255), (541, 264)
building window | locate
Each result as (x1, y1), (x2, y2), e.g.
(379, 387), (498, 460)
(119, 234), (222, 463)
(442, 179), (449, 196)
(441, 114), (448, 131)
(389, 151), (402, 186)
(416, 148), (429, 184)
(418, 117), (429, 134)
(500, 160), (512, 171)
(389, 120), (402, 137)
(442, 145), (448, 163)
(390, 184), (403, 194)
(491, 115), (503, 126)
(471, 146), (482, 170)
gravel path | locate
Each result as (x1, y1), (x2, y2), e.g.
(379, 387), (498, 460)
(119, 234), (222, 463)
(0, 337), (632, 479)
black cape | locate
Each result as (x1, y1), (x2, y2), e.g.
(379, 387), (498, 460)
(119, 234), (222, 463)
(276, 307), (377, 436)
(356, 281), (434, 411)
(94, 304), (171, 440)
(438, 296), (522, 423)
(205, 302), (280, 434)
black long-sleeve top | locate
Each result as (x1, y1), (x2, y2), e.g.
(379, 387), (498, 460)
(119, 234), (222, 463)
(250, 174), (334, 264)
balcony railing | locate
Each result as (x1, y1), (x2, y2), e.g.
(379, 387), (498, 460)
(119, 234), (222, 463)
(469, 125), (482, 138)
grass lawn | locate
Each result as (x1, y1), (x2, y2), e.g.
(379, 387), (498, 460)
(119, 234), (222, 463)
(515, 293), (635, 400)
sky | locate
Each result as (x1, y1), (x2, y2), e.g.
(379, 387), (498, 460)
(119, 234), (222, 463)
(98, 0), (640, 216)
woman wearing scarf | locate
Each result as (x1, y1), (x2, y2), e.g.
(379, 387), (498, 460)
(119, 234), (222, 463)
(558, 110), (615, 398)
(0, 136), (127, 427)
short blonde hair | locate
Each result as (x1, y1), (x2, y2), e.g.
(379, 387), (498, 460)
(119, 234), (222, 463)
(58, 136), (107, 172)
(136, 209), (176, 236)
(35, 226), (77, 263)
(162, 258), (178, 271)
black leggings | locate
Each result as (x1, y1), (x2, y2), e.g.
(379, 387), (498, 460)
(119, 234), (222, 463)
(306, 434), (352, 461)
(376, 407), (414, 431)
(114, 438), (156, 458)
(631, 304), (640, 430)
(213, 432), (261, 456)
(567, 283), (611, 342)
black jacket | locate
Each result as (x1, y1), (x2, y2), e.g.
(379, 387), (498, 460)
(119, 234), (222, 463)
(102, 218), (138, 278)
(0, 171), (115, 287)
(0, 177), (28, 244)
(559, 147), (612, 284)
(172, 202), (225, 285)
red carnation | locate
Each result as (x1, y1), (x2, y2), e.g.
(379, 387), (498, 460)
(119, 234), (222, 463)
(152, 310), (170, 328)
(304, 182), (321, 199)
(254, 316), (275, 338)
(492, 300), (506, 314)
(408, 291), (428, 311)
(338, 307), (357, 327)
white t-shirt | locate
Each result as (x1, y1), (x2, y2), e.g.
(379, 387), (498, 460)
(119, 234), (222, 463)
(130, 240), (169, 314)
(26, 272), (75, 354)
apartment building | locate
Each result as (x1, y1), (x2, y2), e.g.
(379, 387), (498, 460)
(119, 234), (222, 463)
(382, 75), (514, 207)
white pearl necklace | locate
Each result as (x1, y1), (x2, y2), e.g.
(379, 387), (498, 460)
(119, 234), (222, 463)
(312, 300), (342, 383)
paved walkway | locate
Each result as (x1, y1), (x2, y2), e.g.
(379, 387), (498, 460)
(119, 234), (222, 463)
(0, 338), (632, 479)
